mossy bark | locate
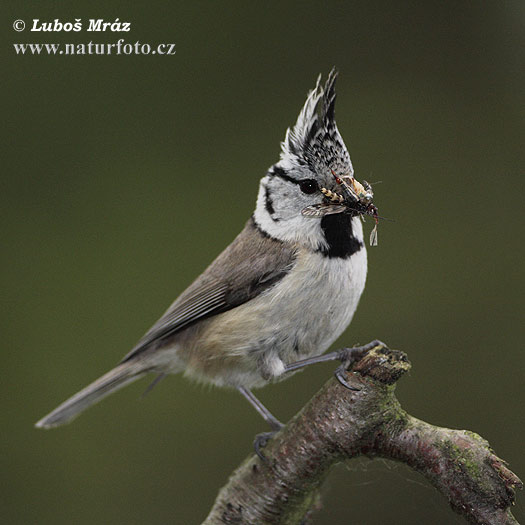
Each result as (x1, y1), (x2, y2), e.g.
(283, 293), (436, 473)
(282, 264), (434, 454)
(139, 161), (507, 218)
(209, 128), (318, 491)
(203, 343), (522, 525)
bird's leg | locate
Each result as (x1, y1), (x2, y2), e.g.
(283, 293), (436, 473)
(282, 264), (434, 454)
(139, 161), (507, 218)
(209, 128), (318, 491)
(238, 341), (382, 459)
(238, 386), (283, 430)
(285, 340), (383, 390)
(238, 386), (284, 460)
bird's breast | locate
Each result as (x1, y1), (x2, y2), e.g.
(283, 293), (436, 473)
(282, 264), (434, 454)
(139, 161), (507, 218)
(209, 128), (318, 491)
(180, 221), (368, 388)
(266, 246), (368, 359)
(197, 245), (365, 356)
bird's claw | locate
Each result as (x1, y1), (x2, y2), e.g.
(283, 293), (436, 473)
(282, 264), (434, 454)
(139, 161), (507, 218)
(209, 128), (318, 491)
(334, 364), (360, 390)
(254, 430), (279, 462)
(336, 339), (383, 364)
(334, 340), (384, 390)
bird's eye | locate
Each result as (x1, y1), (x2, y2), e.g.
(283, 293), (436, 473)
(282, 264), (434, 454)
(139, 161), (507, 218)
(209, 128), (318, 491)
(299, 179), (318, 195)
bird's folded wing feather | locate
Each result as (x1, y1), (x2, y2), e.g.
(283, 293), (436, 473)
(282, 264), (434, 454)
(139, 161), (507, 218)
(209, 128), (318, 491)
(121, 218), (297, 362)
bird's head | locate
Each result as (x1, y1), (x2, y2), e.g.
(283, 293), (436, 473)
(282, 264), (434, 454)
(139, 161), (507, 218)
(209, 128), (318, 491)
(254, 69), (378, 253)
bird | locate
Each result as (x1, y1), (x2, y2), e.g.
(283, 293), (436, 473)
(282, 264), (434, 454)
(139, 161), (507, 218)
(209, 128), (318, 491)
(35, 69), (377, 451)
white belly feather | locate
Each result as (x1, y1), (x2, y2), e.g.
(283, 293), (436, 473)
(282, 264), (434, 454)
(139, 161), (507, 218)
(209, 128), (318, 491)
(182, 232), (368, 388)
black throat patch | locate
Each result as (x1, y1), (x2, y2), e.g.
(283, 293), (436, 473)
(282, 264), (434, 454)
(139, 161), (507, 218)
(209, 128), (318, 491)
(319, 213), (363, 258)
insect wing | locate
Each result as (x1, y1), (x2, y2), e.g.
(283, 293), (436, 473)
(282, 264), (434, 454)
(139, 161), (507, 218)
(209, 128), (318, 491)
(369, 224), (378, 246)
(301, 203), (346, 218)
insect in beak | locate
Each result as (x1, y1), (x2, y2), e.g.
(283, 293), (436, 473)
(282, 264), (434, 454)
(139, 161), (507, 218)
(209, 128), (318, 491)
(301, 169), (381, 246)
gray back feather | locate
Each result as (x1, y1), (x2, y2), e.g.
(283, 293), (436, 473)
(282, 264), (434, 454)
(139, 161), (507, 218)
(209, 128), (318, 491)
(122, 218), (297, 361)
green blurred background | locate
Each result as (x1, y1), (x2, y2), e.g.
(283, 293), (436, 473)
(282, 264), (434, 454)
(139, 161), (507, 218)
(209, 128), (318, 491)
(2, 1), (524, 523)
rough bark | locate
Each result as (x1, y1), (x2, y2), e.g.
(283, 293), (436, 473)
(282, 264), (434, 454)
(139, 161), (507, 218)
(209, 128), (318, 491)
(203, 342), (522, 525)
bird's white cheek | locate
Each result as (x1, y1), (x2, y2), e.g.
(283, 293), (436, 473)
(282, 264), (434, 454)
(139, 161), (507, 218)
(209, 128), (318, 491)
(253, 185), (327, 251)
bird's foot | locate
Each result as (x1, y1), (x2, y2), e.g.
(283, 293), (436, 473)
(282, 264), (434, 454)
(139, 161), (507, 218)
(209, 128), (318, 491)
(334, 339), (385, 389)
(253, 424), (284, 462)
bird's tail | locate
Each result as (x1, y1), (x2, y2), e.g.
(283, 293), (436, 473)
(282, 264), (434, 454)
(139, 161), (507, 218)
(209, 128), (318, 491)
(35, 361), (147, 429)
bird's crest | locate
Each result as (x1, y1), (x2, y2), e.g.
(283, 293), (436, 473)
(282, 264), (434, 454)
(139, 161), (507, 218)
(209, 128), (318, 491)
(278, 68), (354, 180)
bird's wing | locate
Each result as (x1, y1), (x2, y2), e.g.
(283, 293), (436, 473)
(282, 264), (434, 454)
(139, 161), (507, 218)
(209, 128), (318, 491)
(121, 217), (297, 362)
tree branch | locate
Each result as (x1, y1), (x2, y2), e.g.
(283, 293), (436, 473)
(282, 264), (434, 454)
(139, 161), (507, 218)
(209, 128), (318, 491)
(203, 342), (522, 525)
